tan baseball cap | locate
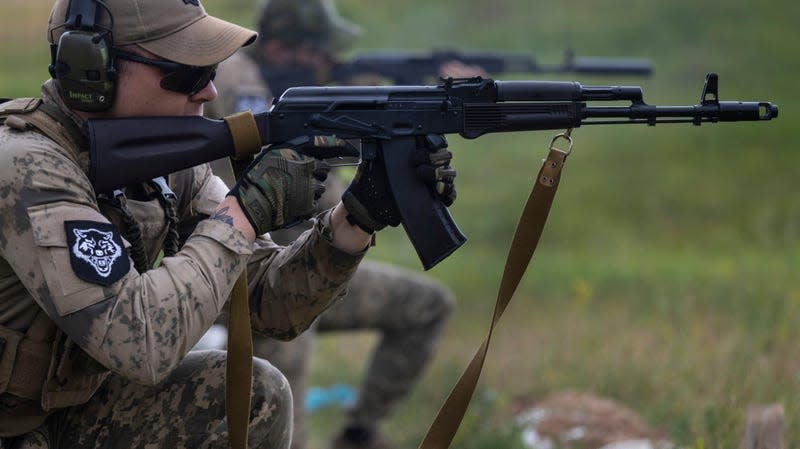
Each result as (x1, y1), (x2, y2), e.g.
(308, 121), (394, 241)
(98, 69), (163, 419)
(47, 0), (257, 67)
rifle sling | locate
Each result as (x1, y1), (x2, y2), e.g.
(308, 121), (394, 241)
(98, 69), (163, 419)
(224, 131), (571, 449)
(419, 137), (571, 449)
(223, 111), (260, 449)
(226, 271), (253, 449)
(224, 112), (263, 160)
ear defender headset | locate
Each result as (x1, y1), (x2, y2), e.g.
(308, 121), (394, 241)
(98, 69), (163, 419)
(49, 0), (117, 112)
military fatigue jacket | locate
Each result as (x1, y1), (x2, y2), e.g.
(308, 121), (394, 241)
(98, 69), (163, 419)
(0, 80), (362, 436)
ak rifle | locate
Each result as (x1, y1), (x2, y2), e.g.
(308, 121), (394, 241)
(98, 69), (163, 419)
(87, 73), (778, 269)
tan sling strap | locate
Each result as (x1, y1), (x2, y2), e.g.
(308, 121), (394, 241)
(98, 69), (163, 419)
(224, 111), (263, 161)
(227, 272), (253, 449)
(418, 130), (573, 449)
(223, 111), (265, 449)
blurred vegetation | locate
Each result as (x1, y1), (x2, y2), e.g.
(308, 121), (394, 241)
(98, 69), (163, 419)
(2, 0), (798, 448)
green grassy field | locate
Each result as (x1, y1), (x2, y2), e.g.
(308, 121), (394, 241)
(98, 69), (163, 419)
(2, 1), (798, 448)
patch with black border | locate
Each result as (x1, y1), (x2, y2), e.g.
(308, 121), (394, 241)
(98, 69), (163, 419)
(65, 220), (130, 286)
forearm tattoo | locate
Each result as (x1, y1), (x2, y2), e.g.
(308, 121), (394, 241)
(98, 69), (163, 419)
(210, 206), (235, 226)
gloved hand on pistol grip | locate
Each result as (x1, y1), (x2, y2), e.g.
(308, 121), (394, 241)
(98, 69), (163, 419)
(411, 133), (457, 206)
(228, 136), (356, 235)
(341, 133), (457, 234)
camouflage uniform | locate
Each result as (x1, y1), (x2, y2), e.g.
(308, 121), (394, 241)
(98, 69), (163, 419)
(0, 4), (365, 444)
(206, 9), (456, 446)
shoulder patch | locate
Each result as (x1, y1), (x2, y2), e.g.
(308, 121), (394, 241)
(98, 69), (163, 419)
(65, 220), (131, 286)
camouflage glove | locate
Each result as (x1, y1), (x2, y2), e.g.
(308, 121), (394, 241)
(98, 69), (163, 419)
(228, 136), (355, 235)
(341, 134), (456, 233)
(412, 134), (457, 206)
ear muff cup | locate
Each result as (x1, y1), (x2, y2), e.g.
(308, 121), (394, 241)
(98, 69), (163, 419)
(51, 30), (117, 112)
(49, 0), (117, 112)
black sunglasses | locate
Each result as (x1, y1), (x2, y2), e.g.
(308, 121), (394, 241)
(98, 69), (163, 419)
(114, 50), (218, 95)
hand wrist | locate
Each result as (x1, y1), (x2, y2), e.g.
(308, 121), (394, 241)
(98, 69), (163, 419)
(214, 196), (257, 242)
(328, 203), (373, 254)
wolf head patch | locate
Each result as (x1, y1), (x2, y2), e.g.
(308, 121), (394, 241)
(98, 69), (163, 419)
(65, 221), (131, 286)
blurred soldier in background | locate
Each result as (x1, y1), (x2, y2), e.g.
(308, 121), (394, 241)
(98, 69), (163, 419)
(204, 1), (459, 449)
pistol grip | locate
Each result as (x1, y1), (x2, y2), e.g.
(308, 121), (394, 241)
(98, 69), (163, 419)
(378, 138), (467, 270)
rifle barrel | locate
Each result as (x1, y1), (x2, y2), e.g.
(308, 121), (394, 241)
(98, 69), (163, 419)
(584, 102), (778, 123)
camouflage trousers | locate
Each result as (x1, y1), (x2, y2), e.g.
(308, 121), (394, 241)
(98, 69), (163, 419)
(254, 260), (454, 449)
(1, 350), (292, 449)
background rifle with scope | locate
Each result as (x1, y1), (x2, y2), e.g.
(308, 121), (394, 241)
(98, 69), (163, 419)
(326, 49), (654, 86)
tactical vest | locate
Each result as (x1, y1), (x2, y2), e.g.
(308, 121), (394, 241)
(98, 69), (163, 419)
(0, 98), (196, 435)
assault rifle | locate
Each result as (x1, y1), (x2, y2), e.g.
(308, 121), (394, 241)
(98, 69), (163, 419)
(87, 73), (778, 269)
(328, 49), (654, 85)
